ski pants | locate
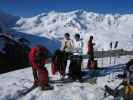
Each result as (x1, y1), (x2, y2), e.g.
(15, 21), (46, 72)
(32, 67), (49, 87)
(87, 51), (94, 68)
(64, 52), (72, 71)
(32, 68), (38, 85)
(69, 55), (82, 80)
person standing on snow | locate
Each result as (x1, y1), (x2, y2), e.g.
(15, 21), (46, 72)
(51, 49), (66, 78)
(87, 35), (95, 68)
(60, 33), (74, 74)
(28, 45), (52, 90)
(69, 33), (83, 81)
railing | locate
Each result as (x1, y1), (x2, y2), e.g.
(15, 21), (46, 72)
(46, 49), (133, 63)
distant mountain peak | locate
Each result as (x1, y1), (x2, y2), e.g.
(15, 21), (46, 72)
(0, 10), (133, 53)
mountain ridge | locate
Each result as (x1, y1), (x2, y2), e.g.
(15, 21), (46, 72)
(0, 10), (133, 53)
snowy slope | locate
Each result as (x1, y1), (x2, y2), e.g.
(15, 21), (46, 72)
(0, 10), (133, 53)
(0, 55), (132, 100)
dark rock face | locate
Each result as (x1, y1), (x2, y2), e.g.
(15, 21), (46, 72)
(0, 35), (30, 74)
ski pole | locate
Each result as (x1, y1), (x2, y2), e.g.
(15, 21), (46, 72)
(109, 42), (113, 65)
(109, 52), (112, 65)
(114, 41), (118, 65)
(101, 48), (104, 67)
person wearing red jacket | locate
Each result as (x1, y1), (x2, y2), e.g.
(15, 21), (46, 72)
(28, 45), (50, 89)
(87, 35), (95, 68)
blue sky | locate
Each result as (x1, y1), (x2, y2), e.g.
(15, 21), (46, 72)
(0, 0), (133, 17)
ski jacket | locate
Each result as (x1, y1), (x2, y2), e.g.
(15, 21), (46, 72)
(125, 85), (133, 95)
(28, 46), (46, 70)
(72, 39), (83, 55)
(38, 67), (49, 86)
(87, 40), (94, 54)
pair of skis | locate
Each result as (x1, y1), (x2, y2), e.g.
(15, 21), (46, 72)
(14, 81), (54, 99)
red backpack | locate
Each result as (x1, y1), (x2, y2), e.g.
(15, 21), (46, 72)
(34, 45), (46, 64)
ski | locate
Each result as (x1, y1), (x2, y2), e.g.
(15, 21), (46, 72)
(49, 78), (74, 84)
(20, 85), (38, 96)
(12, 84), (39, 100)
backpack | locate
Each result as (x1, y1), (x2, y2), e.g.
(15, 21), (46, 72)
(34, 48), (45, 64)
(53, 50), (65, 70)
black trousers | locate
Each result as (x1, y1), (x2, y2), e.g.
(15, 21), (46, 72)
(32, 68), (38, 85)
(64, 52), (72, 69)
(88, 51), (94, 66)
(69, 55), (82, 80)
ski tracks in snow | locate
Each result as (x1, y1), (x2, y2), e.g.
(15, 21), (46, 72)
(0, 62), (126, 100)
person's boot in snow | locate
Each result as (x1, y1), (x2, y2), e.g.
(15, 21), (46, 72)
(41, 84), (54, 90)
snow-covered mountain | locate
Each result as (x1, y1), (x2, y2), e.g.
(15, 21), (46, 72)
(0, 10), (19, 32)
(1, 10), (133, 53)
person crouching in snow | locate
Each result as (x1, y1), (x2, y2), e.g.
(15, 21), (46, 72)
(28, 45), (53, 90)
(51, 50), (66, 79)
(104, 59), (133, 100)
(69, 33), (83, 81)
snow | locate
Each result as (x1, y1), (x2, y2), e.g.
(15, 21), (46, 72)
(0, 10), (133, 100)
(0, 67), (103, 100)
(0, 55), (132, 100)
